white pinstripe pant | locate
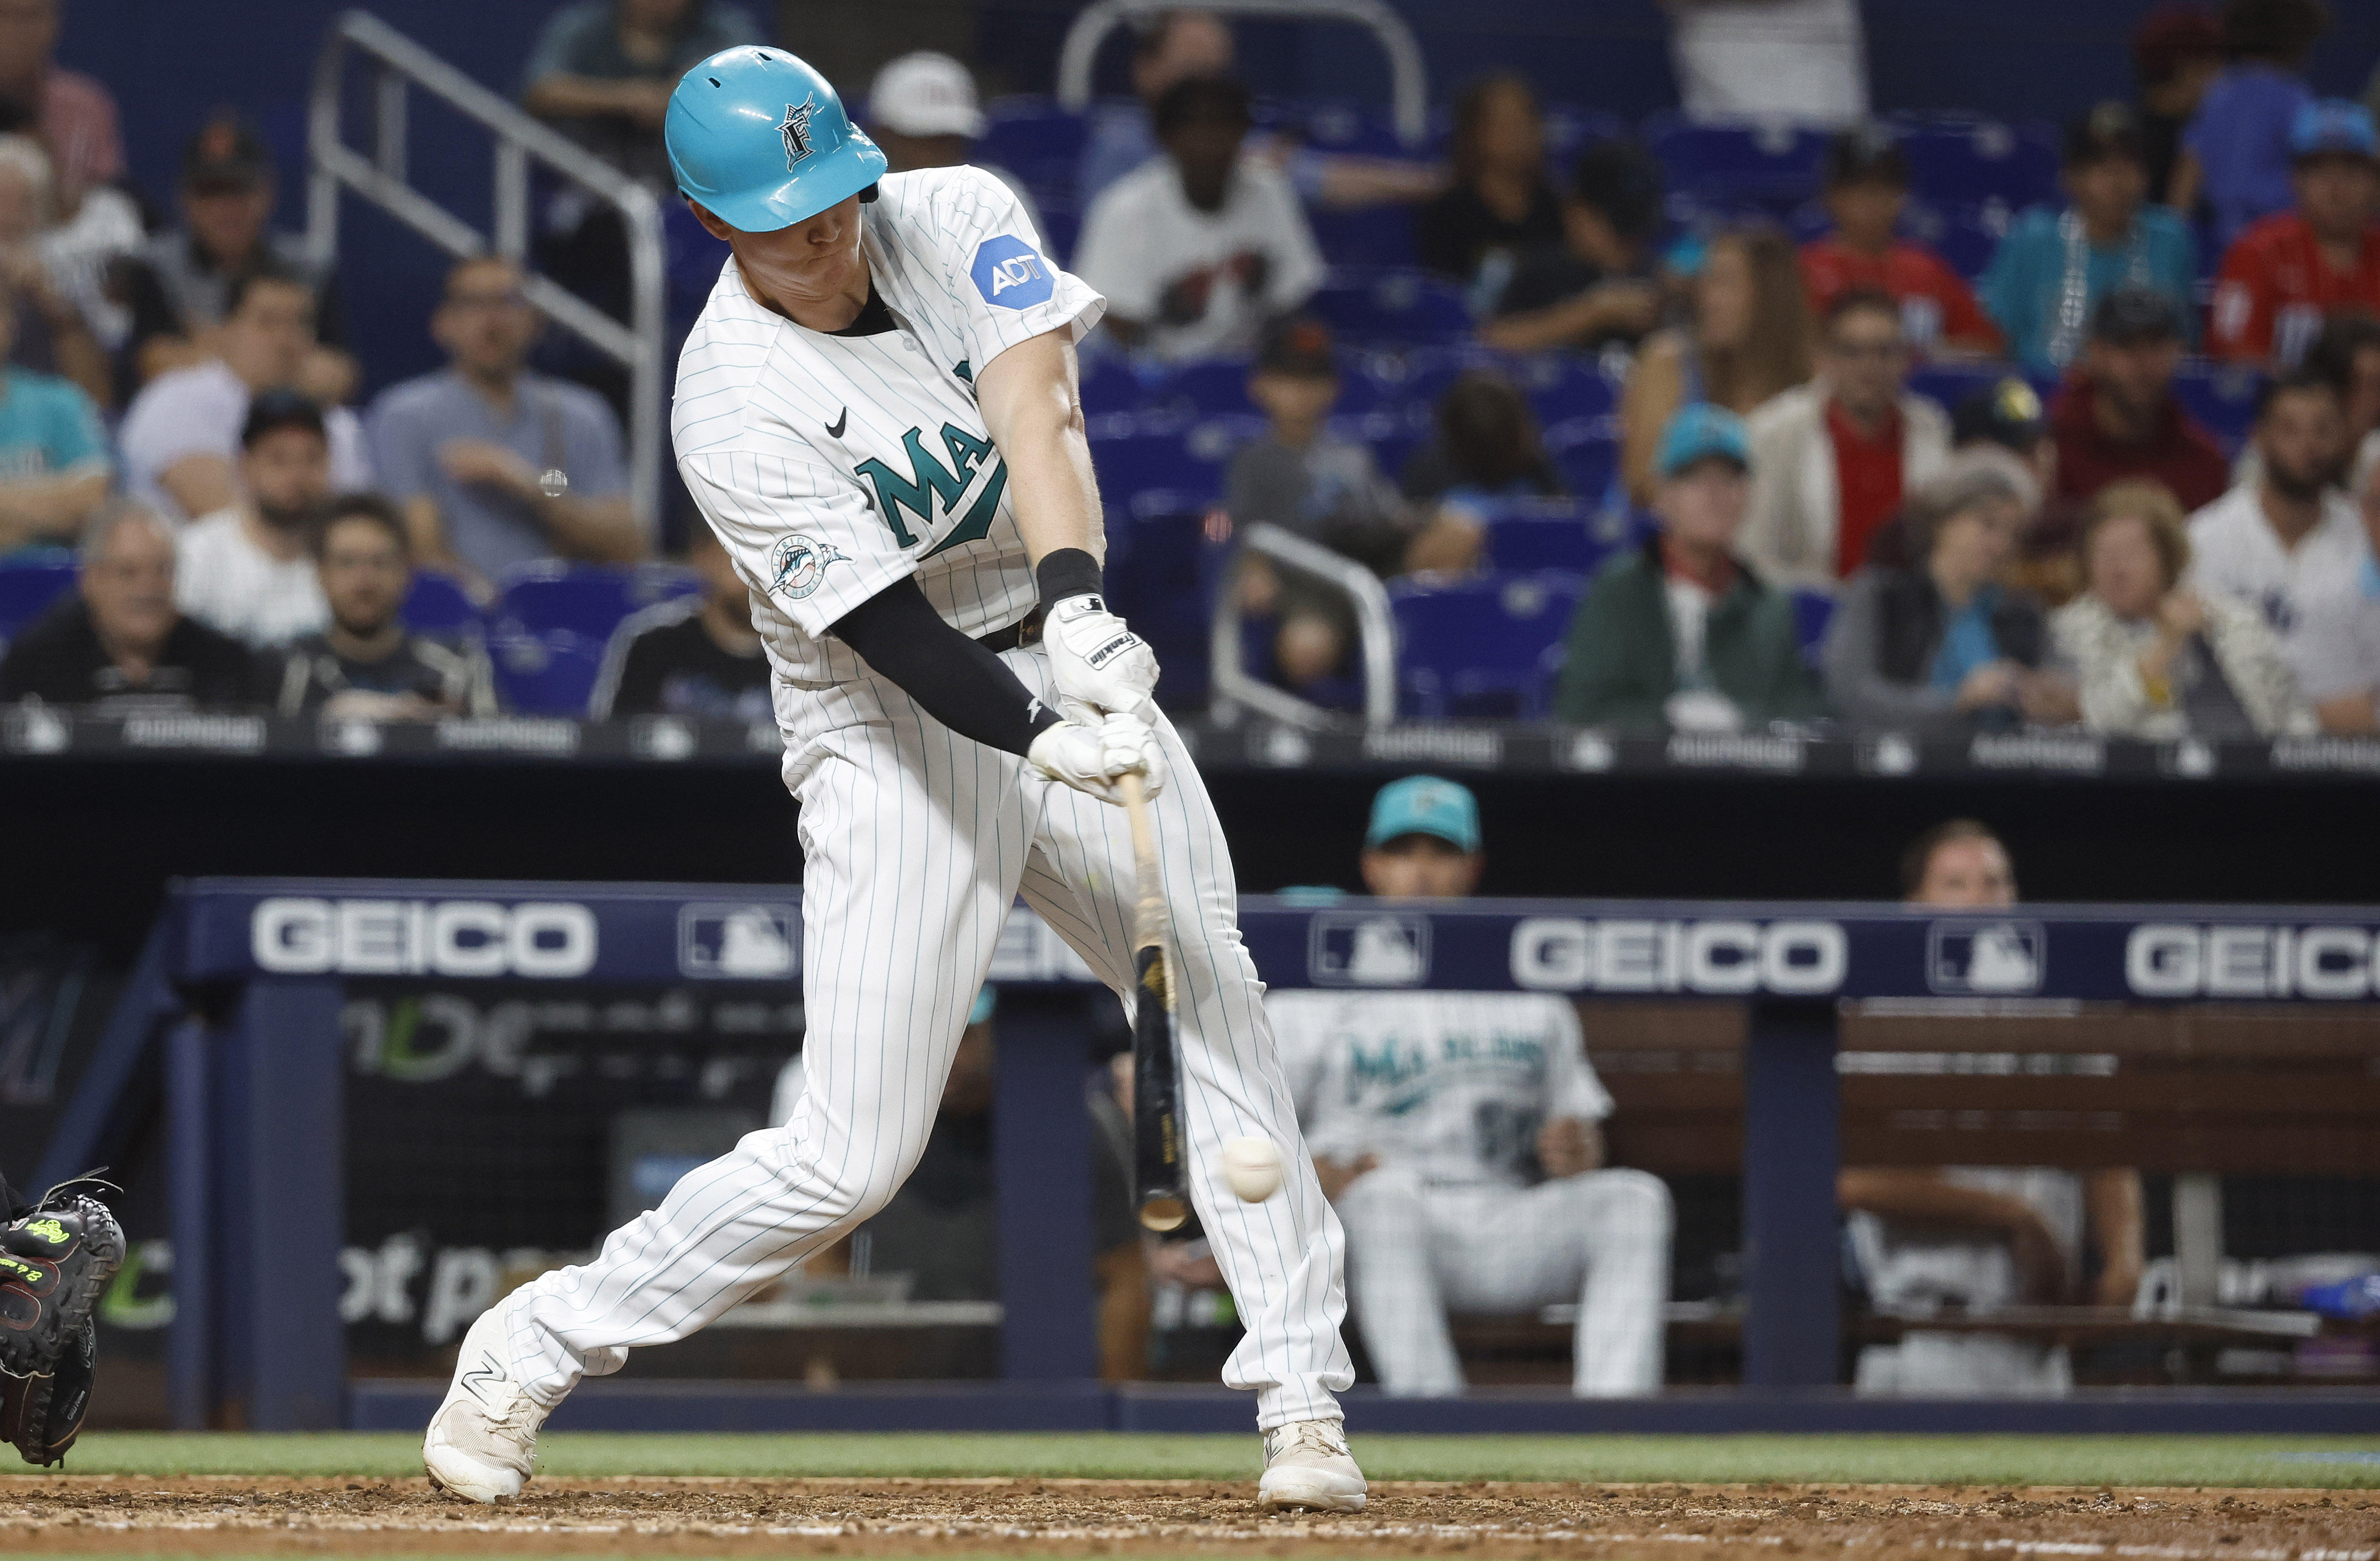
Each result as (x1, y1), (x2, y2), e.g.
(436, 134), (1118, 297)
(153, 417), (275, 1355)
(502, 644), (1353, 1429)
(1335, 1167), (1671, 1397)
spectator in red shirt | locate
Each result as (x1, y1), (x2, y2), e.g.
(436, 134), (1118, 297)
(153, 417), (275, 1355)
(2053, 287), (2230, 514)
(2210, 99), (2380, 368)
(1799, 125), (2000, 358)
(1741, 288), (1953, 592)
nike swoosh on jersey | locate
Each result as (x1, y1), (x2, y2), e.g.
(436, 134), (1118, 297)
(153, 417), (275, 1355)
(826, 408), (848, 438)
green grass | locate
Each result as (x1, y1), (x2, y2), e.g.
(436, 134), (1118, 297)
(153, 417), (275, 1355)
(21, 1432), (2380, 1488)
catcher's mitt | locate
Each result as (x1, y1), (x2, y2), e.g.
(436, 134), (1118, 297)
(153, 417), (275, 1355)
(0, 1190), (124, 1466)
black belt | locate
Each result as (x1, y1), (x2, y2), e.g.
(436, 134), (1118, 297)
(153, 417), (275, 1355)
(976, 607), (1044, 654)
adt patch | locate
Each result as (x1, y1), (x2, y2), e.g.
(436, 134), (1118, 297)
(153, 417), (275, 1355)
(972, 234), (1055, 311)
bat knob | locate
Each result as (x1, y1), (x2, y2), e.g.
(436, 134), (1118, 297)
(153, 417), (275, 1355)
(1137, 1195), (1189, 1233)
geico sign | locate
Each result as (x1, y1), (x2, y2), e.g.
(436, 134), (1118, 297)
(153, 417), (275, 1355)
(2126, 923), (2380, 999)
(251, 898), (598, 979)
(1510, 917), (1846, 995)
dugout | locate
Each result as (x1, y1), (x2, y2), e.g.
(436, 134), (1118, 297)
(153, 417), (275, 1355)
(27, 879), (2380, 1435)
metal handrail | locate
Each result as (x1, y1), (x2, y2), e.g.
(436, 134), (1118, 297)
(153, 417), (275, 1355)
(306, 10), (666, 536)
(1056, 0), (1428, 148)
(1210, 522), (1398, 730)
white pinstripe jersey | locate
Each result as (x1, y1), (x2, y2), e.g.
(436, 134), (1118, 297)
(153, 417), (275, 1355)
(671, 166), (1106, 685)
(1272, 991), (1614, 1187)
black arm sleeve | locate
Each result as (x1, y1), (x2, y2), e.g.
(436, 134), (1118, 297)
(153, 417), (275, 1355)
(832, 578), (1062, 757)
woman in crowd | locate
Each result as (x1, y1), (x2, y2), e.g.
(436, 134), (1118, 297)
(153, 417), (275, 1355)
(1399, 369), (1564, 508)
(1823, 448), (2079, 734)
(2052, 480), (2311, 738)
(1620, 226), (1814, 505)
(1412, 75), (1563, 285)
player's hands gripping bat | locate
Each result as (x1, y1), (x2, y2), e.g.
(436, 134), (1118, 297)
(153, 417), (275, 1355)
(1028, 712), (1167, 804)
(1043, 593), (1160, 721)
(1118, 770), (1187, 1232)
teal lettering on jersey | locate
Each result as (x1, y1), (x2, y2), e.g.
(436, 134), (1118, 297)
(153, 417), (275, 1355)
(855, 423), (1004, 553)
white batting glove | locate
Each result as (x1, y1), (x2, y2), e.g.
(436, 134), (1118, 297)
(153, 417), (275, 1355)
(1027, 711), (1167, 804)
(1043, 593), (1160, 719)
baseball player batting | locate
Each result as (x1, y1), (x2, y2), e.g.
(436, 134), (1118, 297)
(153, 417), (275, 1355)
(422, 46), (1361, 1511)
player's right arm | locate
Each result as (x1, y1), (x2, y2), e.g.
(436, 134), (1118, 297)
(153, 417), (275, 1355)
(679, 446), (1157, 801)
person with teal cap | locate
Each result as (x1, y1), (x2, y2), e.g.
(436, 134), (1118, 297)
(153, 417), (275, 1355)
(1554, 403), (1824, 733)
(1270, 775), (1675, 1400)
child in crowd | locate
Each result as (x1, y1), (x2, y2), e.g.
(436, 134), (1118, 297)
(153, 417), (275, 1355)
(1982, 104), (2199, 374)
(1798, 124), (1999, 358)
(1226, 317), (1478, 692)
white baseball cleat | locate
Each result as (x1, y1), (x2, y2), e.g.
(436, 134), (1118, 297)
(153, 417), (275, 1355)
(1257, 1417), (1368, 1512)
(423, 1305), (548, 1503)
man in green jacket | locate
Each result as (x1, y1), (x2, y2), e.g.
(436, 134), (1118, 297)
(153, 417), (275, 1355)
(1554, 404), (1825, 732)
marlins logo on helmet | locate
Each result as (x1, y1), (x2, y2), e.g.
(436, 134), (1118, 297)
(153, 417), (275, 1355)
(780, 95), (817, 169)
(768, 534), (845, 600)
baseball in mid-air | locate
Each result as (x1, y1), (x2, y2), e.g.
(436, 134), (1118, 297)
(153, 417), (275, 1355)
(1221, 1136), (1284, 1203)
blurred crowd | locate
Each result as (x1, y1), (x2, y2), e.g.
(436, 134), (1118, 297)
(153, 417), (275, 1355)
(0, 0), (2374, 740)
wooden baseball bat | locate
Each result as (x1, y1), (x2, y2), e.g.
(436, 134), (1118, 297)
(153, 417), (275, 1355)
(1118, 771), (1187, 1233)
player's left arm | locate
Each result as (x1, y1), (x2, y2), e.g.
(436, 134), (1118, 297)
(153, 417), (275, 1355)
(975, 329), (1160, 719)
(2083, 1166), (2146, 1307)
(1537, 999), (1612, 1178)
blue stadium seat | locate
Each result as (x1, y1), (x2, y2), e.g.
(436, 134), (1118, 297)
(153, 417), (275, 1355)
(1391, 569), (1584, 719)
(1149, 357), (1255, 418)
(1543, 415), (1619, 499)
(1372, 343), (1500, 419)
(495, 563), (703, 644)
(1104, 501), (1231, 708)
(1077, 354), (1145, 417)
(1893, 117), (2060, 216)
(1089, 414), (1258, 509)
(488, 630), (605, 716)
(975, 96), (1088, 202)
(1927, 208), (2007, 282)
(1297, 102), (1432, 160)
(1791, 589), (1837, 671)
(1307, 269), (1474, 347)
(2170, 359), (2266, 456)
(1037, 206), (1082, 267)
(0, 552), (77, 642)
(1310, 206), (1419, 270)
(1540, 105), (1631, 166)
(400, 572), (481, 635)
(1509, 353), (1618, 427)
(1481, 507), (1612, 574)
(663, 202), (733, 311)
(1645, 114), (1830, 214)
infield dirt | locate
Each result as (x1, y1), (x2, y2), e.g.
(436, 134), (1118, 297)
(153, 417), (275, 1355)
(4, 1477), (2377, 1557)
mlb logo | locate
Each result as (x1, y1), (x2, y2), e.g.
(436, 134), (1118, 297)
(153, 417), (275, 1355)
(1926, 919), (2046, 995)
(677, 903), (799, 980)
(1308, 912), (1431, 987)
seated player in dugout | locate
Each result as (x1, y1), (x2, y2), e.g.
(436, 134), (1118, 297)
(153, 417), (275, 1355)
(1838, 820), (2146, 1396)
(423, 45), (1367, 1515)
(1270, 776), (1675, 1398)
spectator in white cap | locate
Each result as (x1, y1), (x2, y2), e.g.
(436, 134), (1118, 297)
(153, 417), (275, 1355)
(866, 50), (1043, 245)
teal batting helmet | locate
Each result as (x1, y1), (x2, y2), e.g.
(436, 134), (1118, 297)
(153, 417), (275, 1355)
(666, 47), (888, 233)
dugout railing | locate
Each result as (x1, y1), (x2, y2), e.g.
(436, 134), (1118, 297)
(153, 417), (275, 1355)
(34, 881), (2380, 1433)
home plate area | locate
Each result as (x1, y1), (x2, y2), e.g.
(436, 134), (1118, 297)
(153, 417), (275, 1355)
(4, 1479), (2377, 1556)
